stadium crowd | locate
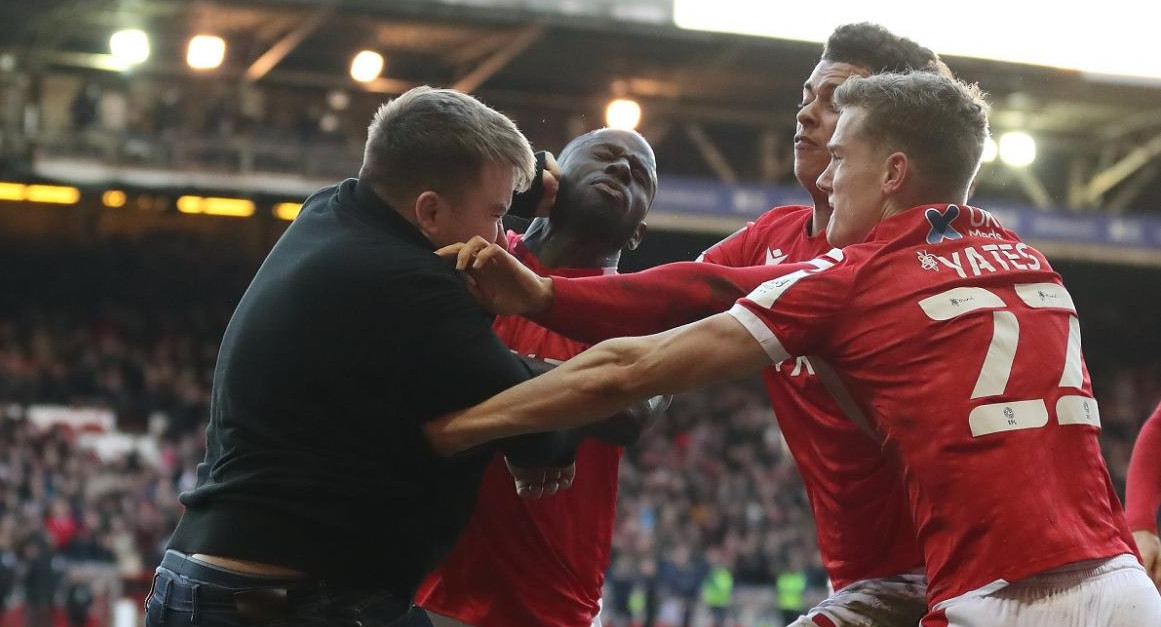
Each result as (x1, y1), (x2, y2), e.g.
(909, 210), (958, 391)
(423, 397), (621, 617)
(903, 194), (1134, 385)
(0, 239), (1156, 626)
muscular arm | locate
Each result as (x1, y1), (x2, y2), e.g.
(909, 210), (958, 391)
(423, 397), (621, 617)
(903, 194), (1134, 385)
(423, 312), (777, 455)
(534, 261), (809, 345)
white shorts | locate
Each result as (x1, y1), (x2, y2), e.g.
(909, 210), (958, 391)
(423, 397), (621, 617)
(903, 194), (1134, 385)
(925, 553), (1161, 627)
(787, 571), (929, 627)
(426, 609), (602, 627)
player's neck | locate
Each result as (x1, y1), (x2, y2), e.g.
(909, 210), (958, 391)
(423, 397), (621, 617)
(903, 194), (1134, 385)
(808, 193), (833, 238)
(522, 218), (621, 270)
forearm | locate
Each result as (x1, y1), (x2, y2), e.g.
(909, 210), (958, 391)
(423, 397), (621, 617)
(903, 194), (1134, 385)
(533, 261), (797, 344)
(426, 337), (655, 454)
(497, 354), (578, 465)
(425, 314), (768, 454)
(1127, 402), (1161, 533)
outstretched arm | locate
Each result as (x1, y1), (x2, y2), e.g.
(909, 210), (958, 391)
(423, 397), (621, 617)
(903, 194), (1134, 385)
(1127, 401), (1161, 588)
(535, 262), (801, 345)
(423, 312), (777, 456)
(439, 236), (821, 344)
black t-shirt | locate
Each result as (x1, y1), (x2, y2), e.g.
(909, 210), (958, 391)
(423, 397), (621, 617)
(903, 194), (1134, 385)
(168, 179), (558, 595)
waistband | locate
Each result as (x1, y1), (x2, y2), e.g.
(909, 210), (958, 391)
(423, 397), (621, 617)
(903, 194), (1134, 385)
(932, 553), (1141, 611)
(1004, 553), (1142, 588)
(160, 551), (316, 589)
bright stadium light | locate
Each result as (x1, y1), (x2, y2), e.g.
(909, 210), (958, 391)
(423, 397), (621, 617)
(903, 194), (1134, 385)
(187, 35), (226, 71)
(350, 50), (384, 83)
(673, 1), (1161, 83)
(605, 98), (642, 130)
(999, 131), (1037, 167)
(102, 190), (127, 208)
(981, 137), (998, 163)
(110, 29), (150, 68)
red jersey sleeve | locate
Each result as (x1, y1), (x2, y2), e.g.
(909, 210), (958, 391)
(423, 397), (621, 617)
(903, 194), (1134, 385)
(696, 224), (753, 265)
(1126, 400), (1161, 533)
(727, 250), (854, 362)
(534, 260), (814, 345)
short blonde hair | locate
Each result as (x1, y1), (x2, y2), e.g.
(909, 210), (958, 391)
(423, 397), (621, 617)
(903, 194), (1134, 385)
(835, 72), (990, 193)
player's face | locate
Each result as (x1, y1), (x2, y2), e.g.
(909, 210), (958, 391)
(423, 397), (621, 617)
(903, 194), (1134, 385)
(794, 60), (872, 199)
(557, 129), (657, 247)
(428, 162), (514, 249)
(817, 107), (889, 248)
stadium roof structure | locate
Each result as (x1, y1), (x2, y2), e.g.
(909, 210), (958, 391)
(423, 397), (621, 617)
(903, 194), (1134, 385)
(3, 0), (1161, 220)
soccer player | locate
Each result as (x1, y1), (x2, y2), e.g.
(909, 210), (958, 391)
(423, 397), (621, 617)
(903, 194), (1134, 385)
(691, 24), (947, 625)
(1127, 400), (1161, 589)
(455, 23), (949, 627)
(416, 127), (661, 627)
(426, 72), (1161, 626)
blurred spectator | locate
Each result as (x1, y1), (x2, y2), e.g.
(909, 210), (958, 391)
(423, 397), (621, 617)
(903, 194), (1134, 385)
(775, 553), (808, 626)
(22, 533), (56, 627)
(660, 545), (709, 627)
(700, 549), (733, 627)
(63, 576), (93, 627)
(70, 83), (100, 131)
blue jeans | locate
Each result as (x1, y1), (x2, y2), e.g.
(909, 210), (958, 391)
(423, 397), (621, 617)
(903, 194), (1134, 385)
(145, 551), (432, 627)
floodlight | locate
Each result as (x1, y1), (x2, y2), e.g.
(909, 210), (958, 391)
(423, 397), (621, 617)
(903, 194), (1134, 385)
(605, 98), (642, 130)
(110, 29), (150, 67)
(999, 131), (1036, 167)
(350, 50), (384, 83)
(187, 35), (226, 71)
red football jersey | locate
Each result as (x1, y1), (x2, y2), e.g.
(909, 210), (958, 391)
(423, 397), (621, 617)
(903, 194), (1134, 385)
(729, 204), (1136, 605)
(1125, 401), (1161, 533)
(416, 234), (621, 627)
(699, 206), (923, 589)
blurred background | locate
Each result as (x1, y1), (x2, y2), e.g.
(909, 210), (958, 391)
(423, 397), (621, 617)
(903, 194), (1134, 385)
(0, 1), (1159, 626)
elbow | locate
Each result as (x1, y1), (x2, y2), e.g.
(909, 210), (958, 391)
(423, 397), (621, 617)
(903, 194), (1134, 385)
(422, 414), (469, 457)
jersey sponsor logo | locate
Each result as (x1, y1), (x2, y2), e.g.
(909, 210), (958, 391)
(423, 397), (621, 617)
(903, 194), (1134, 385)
(1014, 283), (1076, 312)
(966, 206), (1004, 240)
(924, 205), (964, 244)
(765, 248), (787, 265)
(745, 250), (843, 309)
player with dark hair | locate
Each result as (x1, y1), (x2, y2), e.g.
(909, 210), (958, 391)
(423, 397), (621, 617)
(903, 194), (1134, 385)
(429, 71), (1161, 626)
(692, 22), (947, 626)
(416, 128), (661, 627)
(1127, 400), (1161, 590)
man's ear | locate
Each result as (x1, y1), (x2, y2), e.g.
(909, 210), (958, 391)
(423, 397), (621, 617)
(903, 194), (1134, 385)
(414, 190), (443, 239)
(882, 152), (910, 197)
(625, 221), (648, 251)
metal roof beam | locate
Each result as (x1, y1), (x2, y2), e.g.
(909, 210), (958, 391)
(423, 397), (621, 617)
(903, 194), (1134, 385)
(451, 23), (544, 93)
(244, 3), (335, 83)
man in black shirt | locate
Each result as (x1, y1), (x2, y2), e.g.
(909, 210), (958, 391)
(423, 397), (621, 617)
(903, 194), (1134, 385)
(146, 87), (584, 627)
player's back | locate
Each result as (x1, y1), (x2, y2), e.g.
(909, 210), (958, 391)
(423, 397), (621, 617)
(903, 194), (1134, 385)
(816, 204), (1135, 603)
(700, 205), (923, 588)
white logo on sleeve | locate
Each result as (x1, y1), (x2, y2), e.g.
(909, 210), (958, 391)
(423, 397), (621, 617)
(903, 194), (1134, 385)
(765, 248), (787, 266)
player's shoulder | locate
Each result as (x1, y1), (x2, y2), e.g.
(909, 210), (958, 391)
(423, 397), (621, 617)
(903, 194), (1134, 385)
(750, 204), (814, 231)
